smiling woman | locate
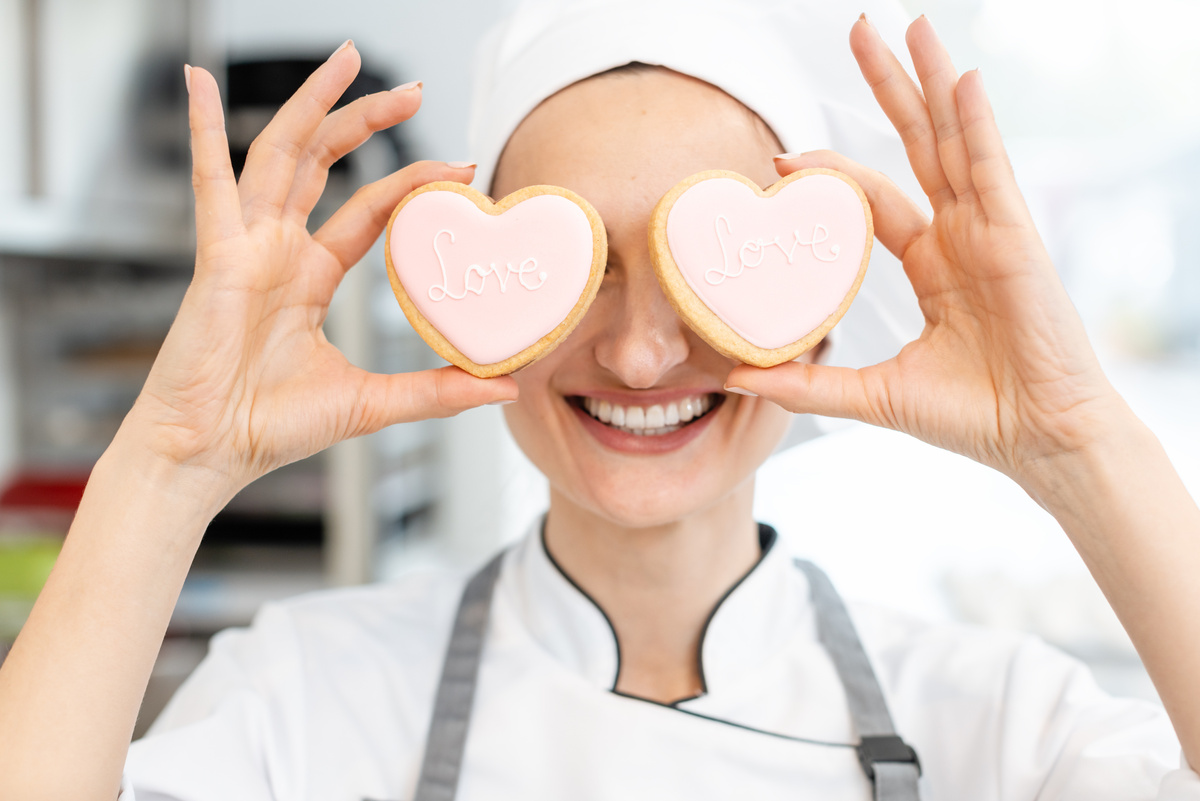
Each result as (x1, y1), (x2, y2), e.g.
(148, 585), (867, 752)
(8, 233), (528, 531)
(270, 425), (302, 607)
(497, 68), (796, 529)
(1, 0), (1200, 800)
(491, 71), (802, 706)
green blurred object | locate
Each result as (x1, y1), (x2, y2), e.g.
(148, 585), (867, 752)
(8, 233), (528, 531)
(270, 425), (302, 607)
(0, 538), (61, 595)
(0, 537), (62, 640)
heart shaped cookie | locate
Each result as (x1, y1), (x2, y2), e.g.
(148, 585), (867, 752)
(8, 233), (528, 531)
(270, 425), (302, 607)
(649, 168), (872, 367)
(385, 182), (607, 378)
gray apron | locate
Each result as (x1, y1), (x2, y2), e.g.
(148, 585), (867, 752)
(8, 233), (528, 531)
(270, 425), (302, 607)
(408, 552), (922, 801)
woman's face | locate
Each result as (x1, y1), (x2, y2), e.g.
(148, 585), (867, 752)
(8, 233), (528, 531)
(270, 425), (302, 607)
(493, 68), (801, 528)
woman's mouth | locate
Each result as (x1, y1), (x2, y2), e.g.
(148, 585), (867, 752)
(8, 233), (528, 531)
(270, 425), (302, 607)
(570, 393), (723, 436)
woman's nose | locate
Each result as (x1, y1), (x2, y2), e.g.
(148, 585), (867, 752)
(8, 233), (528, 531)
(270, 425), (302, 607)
(593, 263), (692, 389)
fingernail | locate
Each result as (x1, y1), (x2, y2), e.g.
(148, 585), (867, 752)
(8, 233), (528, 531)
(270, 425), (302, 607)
(333, 39), (353, 57)
(774, 153), (802, 160)
(859, 12), (872, 26)
(392, 80), (422, 92)
(183, 64), (192, 94)
(447, 161), (476, 170)
(488, 398), (516, 406)
(724, 386), (758, 397)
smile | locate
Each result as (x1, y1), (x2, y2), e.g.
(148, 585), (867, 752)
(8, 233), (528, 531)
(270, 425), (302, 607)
(572, 393), (722, 436)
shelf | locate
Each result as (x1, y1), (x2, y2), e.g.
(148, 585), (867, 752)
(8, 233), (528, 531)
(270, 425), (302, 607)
(0, 200), (193, 267)
(173, 546), (327, 634)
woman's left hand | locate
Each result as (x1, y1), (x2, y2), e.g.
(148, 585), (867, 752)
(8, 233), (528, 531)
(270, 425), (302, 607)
(732, 19), (1200, 763)
(725, 15), (1125, 493)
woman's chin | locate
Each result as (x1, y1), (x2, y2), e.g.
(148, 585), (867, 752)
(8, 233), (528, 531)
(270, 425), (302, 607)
(552, 466), (752, 530)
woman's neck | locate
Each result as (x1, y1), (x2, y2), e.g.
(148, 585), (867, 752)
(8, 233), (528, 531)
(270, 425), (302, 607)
(543, 481), (762, 704)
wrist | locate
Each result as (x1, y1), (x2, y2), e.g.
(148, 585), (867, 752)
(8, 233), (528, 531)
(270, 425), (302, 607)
(94, 412), (243, 533)
(59, 429), (232, 586)
(1016, 396), (1158, 534)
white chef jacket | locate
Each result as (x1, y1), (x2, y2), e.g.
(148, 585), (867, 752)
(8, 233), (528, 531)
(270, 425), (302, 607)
(121, 525), (1200, 800)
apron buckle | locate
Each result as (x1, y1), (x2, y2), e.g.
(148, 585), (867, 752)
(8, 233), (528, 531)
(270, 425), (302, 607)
(856, 735), (921, 780)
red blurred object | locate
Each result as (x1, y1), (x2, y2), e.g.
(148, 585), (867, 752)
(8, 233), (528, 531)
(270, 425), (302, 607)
(0, 471), (90, 512)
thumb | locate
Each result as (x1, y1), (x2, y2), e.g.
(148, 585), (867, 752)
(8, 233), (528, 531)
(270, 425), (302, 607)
(352, 365), (519, 436)
(724, 361), (878, 424)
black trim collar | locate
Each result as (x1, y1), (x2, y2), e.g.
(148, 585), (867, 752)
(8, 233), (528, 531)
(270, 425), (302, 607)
(539, 522), (779, 701)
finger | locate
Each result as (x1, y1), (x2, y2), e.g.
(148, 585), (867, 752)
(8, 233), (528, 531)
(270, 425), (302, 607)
(238, 40), (361, 222)
(849, 15), (954, 209)
(348, 366), (519, 437)
(724, 361), (890, 429)
(957, 70), (1030, 228)
(186, 66), (244, 248)
(905, 16), (976, 204)
(314, 160), (477, 270)
(283, 81), (424, 222)
(774, 151), (930, 262)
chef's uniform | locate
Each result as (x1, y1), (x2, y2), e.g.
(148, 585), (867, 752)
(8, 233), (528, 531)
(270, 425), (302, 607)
(119, 525), (1198, 800)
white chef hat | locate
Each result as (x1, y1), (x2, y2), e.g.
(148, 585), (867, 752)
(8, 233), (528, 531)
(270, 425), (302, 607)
(467, 0), (927, 443)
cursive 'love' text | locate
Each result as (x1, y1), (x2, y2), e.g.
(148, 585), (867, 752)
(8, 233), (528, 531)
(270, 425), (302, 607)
(427, 229), (548, 301)
(705, 215), (840, 286)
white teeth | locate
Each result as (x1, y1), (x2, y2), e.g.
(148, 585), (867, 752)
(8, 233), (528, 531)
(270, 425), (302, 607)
(664, 403), (680, 426)
(645, 405), (665, 428)
(580, 394), (715, 435)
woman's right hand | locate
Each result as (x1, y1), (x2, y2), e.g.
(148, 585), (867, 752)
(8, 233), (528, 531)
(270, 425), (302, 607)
(131, 42), (516, 494)
(1, 49), (517, 800)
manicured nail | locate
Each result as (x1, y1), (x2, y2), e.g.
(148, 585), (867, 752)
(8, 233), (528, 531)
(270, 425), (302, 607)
(488, 398), (516, 406)
(724, 386), (758, 397)
(183, 64), (192, 94)
(333, 39), (353, 57)
(859, 12), (871, 26)
(392, 80), (422, 92)
(447, 161), (476, 169)
(774, 153), (801, 160)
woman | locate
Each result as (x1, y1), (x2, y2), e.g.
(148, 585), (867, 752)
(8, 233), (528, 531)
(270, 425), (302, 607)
(1, 1), (1198, 798)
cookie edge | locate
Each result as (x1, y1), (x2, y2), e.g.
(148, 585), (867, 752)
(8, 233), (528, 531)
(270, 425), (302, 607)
(648, 168), (873, 368)
(384, 181), (608, 378)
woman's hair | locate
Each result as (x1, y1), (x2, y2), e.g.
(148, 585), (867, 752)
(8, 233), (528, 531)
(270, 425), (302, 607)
(591, 61), (660, 78)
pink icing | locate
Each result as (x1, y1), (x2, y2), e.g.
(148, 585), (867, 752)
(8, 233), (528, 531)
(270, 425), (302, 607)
(390, 191), (594, 364)
(665, 174), (868, 350)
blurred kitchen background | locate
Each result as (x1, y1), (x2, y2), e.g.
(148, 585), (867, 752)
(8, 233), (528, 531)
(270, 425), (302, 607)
(0, 0), (1195, 735)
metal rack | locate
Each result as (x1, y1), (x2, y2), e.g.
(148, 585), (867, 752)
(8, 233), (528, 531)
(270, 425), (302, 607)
(0, 0), (445, 733)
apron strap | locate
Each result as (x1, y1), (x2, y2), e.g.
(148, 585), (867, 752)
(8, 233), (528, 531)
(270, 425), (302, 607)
(795, 559), (922, 801)
(411, 552), (506, 801)
(412, 551), (921, 801)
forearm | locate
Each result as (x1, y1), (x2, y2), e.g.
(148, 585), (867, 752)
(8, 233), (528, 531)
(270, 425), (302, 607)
(0, 421), (235, 801)
(1026, 401), (1200, 767)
